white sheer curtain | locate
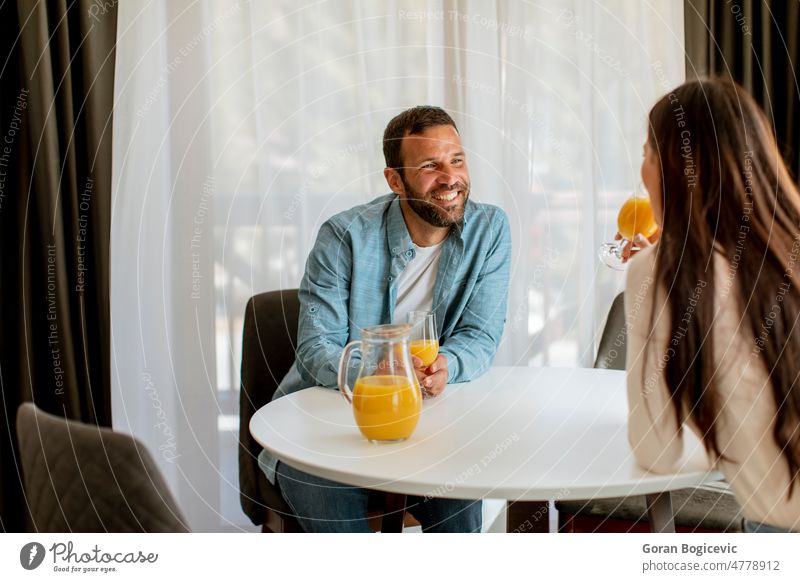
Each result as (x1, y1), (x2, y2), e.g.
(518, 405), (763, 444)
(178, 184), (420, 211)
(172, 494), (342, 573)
(112, 0), (684, 530)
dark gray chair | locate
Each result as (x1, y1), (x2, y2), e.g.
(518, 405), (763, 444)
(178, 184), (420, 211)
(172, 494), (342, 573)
(592, 292), (627, 370)
(16, 402), (189, 532)
(555, 292), (743, 532)
(238, 289), (416, 532)
(239, 289), (304, 532)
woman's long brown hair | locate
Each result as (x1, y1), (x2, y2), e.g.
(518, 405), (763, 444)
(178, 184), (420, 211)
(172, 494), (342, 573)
(648, 78), (800, 490)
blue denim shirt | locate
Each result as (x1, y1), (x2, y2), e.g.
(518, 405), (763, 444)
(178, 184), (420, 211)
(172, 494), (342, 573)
(259, 193), (511, 483)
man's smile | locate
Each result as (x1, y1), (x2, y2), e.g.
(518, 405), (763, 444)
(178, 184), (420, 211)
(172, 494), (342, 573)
(431, 190), (460, 203)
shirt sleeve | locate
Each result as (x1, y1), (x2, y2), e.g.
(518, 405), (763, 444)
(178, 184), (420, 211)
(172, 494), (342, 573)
(294, 219), (353, 388)
(439, 209), (512, 383)
(625, 246), (685, 473)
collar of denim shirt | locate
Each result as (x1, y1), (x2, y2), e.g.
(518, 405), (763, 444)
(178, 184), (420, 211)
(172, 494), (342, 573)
(385, 194), (474, 259)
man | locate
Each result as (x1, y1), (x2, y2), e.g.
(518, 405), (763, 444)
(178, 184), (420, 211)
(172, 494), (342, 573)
(258, 105), (511, 532)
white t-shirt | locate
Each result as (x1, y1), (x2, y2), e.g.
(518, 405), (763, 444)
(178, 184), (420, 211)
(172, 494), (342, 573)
(392, 241), (444, 324)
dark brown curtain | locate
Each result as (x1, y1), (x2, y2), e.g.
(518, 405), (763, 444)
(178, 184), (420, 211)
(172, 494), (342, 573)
(685, 0), (800, 178)
(0, 0), (116, 531)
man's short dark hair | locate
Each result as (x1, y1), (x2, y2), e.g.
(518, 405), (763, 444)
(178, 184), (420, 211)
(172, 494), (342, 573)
(383, 106), (458, 175)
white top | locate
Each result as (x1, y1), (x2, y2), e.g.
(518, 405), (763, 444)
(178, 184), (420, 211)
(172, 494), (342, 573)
(250, 366), (719, 500)
(626, 245), (800, 530)
(392, 241), (443, 324)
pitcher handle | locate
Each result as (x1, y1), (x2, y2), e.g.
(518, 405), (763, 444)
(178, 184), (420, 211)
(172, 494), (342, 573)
(337, 341), (360, 403)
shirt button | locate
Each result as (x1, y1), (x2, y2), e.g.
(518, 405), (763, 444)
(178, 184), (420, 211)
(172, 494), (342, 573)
(388, 276), (393, 281)
(392, 247), (399, 254)
(405, 250), (413, 258)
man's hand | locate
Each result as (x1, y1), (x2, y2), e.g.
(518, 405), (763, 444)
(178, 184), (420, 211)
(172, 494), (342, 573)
(618, 231), (658, 263)
(411, 354), (448, 398)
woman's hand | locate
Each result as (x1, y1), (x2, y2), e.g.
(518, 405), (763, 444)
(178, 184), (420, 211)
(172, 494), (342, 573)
(618, 231), (658, 263)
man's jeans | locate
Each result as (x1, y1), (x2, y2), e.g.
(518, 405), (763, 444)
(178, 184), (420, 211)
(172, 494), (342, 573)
(276, 462), (482, 533)
(742, 518), (795, 533)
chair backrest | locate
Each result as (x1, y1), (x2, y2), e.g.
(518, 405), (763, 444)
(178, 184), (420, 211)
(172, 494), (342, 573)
(238, 289), (300, 525)
(16, 402), (189, 532)
(594, 292), (627, 370)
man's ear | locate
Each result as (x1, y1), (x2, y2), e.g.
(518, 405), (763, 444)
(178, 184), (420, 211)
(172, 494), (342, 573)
(384, 167), (405, 195)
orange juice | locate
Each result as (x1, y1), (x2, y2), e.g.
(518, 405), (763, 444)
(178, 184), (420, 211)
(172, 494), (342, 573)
(617, 197), (658, 240)
(352, 375), (421, 441)
(409, 339), (439, 367)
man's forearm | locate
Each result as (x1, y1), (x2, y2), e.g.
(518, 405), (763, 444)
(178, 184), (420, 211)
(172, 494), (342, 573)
(295, 335), (343, 388)
(439, 330), (501, 383)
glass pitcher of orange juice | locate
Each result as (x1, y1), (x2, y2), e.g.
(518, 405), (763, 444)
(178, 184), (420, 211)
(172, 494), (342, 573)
(598, 190), (659, 270)
(337, 324), (422, 443)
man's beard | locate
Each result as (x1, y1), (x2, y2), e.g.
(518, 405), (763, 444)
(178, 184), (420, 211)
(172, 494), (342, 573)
(401, 175), (469, 228)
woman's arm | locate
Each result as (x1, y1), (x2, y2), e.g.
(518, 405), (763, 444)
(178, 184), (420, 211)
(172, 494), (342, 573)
(625, 247), (685, 473)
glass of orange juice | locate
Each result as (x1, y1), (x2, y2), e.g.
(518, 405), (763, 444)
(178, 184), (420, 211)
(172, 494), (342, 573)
(406, 311), (439, 368)
(598, 191), (658, 270)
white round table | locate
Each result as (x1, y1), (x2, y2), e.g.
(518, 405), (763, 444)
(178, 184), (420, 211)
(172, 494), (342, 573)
(250, 366), (722, 531)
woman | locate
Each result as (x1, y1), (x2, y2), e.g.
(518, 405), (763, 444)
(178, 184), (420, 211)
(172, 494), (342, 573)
(626, 78), (800, 532)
